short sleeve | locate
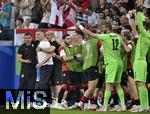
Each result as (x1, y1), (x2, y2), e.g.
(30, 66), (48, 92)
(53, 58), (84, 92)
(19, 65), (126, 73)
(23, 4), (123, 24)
(97, 34), (108, 41)
(58, 46), (66, 57)
(32, 40), (40, 48)
(18, 46), (24, 55)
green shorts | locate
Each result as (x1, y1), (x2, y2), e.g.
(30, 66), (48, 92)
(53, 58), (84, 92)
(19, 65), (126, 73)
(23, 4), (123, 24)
(105, 61), (123, 83)
(133, 60), (147, 83)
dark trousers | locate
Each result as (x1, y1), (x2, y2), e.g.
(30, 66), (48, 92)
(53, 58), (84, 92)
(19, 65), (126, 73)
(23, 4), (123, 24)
(19, 69), (36, 89)
(50, 58), (62, 86)
(38, 65), (54, 89)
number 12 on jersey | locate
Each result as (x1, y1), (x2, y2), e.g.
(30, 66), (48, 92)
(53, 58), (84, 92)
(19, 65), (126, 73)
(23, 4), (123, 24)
(112, 39), (119, 50)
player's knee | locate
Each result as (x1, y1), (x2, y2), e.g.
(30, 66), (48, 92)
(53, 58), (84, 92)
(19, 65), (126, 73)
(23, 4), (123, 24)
(105, 83), (112, 90)
(115, 83), (121, 90)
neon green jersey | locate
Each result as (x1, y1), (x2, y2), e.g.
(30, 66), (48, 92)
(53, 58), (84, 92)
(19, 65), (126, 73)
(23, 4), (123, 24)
(147, 47), (150, 63)
(134, 12), (150, 61)
(97, 33), (123, 64)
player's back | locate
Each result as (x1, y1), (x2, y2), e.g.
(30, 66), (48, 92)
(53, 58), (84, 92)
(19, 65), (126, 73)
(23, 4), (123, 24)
(102, 33), (123, 64)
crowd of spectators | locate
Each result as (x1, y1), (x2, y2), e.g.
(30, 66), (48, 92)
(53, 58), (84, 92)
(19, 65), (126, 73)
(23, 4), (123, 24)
(0, 0), (150, 28)
(0, 0), (149, 39)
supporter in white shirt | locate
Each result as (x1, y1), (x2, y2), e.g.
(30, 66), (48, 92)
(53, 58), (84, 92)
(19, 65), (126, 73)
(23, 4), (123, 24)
(22, 16), (31, 29)
(87, 10), (100, 27)
(41, 4), (51, 24)
(49, 0), (64, 28)
(38, 2), (51, 28)
(144, 0), (150, 8)
(18, 0), (32, 19)
(49, 0), (72, 28)
(49, 0), (72, 39)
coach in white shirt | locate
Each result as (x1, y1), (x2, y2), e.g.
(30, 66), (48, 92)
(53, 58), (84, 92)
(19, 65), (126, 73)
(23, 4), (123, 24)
(36, 30), (55, 89)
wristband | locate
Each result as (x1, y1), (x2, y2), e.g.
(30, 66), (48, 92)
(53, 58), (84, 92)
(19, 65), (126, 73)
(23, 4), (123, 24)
(79, 25), (84, 30)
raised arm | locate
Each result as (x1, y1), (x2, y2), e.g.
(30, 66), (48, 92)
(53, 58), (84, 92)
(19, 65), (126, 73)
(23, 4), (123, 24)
(136, 11), (147, 35)
(40, 0), (49, 8)
(76, 22), (98, 38)
(20, 0), (30, 9)
(134, 0), (147, 36)
(63, 0), (71, 5)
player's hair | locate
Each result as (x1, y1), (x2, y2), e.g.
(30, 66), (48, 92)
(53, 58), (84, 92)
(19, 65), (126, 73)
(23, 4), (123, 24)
(105, 22), (112, 31)
(63, 34), (70, 39)
(76, 30), (84, 37)
(24, 33), (32, 36)
(121, 29), (131, 40)
(36, 29), (46, 33)
(16, 17), (24, 24)
(113, 26), (122, 34)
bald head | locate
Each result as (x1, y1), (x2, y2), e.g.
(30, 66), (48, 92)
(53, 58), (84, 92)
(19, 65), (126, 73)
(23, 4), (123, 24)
(45, 30), (54, 40)
(72, 32), (84, 46)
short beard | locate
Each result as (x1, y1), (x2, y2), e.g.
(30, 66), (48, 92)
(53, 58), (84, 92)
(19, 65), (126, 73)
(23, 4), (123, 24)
(25, 41), (31, 46)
